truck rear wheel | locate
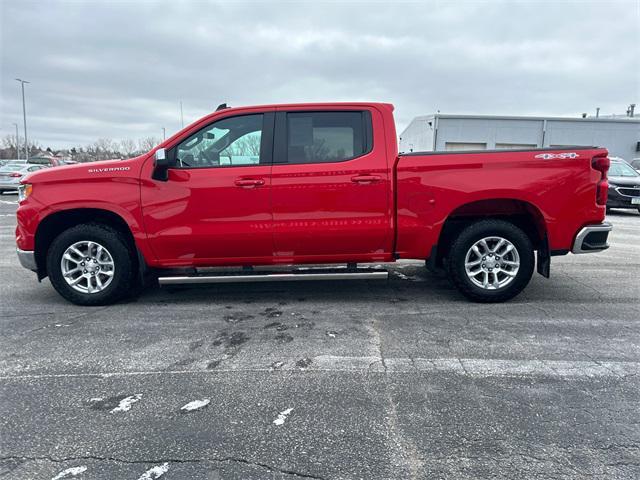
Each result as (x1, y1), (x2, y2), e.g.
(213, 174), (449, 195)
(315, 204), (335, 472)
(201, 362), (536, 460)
(47, 223), (134, 306)
(447, 219), (534, 302)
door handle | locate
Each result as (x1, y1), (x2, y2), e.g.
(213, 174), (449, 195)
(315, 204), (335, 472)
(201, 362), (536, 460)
(351, 174), (381, 183)
(234, 178), (265, 187)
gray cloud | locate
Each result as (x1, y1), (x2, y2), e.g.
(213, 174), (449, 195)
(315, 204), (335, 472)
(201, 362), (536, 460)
(1, 0), (638, 148)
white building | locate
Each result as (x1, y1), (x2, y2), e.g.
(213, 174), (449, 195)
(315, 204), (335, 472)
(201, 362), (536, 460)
(399, 114), (640, 160)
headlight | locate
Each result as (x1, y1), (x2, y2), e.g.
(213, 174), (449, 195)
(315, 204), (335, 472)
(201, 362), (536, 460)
(18, 184), (32, 203)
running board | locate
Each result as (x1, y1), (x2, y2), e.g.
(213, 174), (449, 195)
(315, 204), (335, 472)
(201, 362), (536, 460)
(158, 269), (388, 286)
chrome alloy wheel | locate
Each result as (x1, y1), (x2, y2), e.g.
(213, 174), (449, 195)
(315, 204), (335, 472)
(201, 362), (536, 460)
(60, 241), (115, 294)
(464, 236), (520, 290)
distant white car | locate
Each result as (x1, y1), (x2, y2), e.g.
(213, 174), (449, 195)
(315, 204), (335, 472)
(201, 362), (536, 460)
(0, 159), (25, 168)
(0, 163), (47, 194)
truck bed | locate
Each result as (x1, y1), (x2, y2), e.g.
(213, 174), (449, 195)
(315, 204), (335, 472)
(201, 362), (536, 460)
(394, 146), (608, 259)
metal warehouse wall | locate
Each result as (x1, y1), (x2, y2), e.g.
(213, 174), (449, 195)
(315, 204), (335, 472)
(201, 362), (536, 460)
(398, 117), (434, 154)
(399, 115), (640, 160)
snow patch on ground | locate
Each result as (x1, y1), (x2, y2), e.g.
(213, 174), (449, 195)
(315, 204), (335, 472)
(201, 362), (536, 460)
(110, 393), (142, 413)
(51, 466), (87, 480)
(273, 407), (293, 425)
(137, 463), (170, 479)
(180, 398), (210, 412)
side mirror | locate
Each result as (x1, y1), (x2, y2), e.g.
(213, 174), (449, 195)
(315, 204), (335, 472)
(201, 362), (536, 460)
(152, 148), (169, 181)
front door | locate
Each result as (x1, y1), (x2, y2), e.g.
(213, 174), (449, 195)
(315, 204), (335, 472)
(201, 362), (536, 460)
(270, 108), (392, 263)
(141, 112), (275, 266)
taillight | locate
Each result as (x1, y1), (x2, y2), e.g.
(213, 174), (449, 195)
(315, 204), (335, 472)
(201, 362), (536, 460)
(9, 173), (22, 178)
(592, 155), (610, 206)
(596, 179), (608, 205)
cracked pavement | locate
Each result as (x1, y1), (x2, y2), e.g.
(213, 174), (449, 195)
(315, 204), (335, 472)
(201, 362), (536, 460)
(0, 196), (639, 479)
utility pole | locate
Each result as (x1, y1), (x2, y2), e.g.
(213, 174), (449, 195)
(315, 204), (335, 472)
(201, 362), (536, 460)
(15, 78), (30, 160)
(12, 123), (20, 160)
(180, 101), (184, 128)
(162, 127), (166, 140)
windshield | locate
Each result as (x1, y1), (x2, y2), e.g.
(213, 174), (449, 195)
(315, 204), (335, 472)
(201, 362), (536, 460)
(609, 162), (639, 177)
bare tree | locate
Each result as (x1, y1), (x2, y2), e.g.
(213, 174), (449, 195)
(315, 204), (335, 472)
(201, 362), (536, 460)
(93, 138), (117, 160)
(226, 132), (261, 156)
(1, 135), (19, 159)
(119, 139), (137, 158)
(138, 137), (161, 153)
(0, 135), (40, 159)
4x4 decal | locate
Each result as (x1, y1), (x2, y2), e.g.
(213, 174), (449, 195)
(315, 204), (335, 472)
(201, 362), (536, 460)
(534, 152), (580, 160)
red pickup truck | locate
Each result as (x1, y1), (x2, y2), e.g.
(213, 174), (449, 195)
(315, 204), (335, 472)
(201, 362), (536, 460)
(15, 102), (612, 305)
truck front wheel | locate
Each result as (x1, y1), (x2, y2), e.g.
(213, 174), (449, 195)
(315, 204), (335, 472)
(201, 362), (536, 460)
(447, 219), (534, 302)
(46, 223), (134, 306)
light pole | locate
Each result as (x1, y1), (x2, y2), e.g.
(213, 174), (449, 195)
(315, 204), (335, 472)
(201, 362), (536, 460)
(12, 123), (20, 160)
(162, 127), (166, 140)
(180, 101), (184, 128)
(15, 78), (29, 160)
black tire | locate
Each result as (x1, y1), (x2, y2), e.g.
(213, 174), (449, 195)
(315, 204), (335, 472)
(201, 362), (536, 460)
(47, 223), (135, 306)
(447, 219), (535, 303)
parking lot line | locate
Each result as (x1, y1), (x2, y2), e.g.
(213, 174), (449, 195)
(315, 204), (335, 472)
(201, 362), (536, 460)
(1, 357), (637, 381)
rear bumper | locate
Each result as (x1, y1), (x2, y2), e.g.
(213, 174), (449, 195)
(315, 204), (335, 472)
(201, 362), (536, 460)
(16, 248), (37, 272)
(0, 182), (20, 191)
(572, 222), (612, 254)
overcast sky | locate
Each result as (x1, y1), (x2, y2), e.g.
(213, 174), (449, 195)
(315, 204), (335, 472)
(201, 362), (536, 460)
(1, 0), (638, 149)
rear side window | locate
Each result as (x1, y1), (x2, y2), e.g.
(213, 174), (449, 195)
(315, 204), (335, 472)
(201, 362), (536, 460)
(284, 111), (371, 164)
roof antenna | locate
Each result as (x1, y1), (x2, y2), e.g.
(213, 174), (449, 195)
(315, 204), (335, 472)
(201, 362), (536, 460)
(216, 103), (228, 111)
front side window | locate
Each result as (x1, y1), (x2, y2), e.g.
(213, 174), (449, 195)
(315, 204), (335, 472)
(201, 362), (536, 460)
(286, 111), (368, 164)
(173, 114), (263, 168)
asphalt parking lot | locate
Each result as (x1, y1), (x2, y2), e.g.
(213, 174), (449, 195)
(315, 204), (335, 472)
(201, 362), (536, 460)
(0, 194), (638, 480)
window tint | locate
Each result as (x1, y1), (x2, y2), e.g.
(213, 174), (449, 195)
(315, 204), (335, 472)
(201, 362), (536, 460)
(286, 112), (367, 164)
(174, 114), (263, 168)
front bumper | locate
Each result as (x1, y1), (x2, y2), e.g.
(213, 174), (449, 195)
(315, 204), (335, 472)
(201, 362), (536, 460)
(607, 186), (640, 209)
(572, 222), (613, 254)
(16, 248), (37, 272)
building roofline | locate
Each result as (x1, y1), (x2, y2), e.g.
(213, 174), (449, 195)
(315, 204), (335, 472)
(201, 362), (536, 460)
(409, 113), (640, 124)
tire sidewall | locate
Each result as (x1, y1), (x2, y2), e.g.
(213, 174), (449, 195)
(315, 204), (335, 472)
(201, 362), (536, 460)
(47, 225), (132, 305)
(450, 221), (534, 302)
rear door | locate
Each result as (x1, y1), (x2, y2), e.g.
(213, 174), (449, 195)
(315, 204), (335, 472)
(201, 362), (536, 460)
(270, 107), (392, 262)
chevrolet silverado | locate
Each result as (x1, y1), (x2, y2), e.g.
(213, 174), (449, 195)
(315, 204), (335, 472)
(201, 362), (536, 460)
(15, 102), (612, 305)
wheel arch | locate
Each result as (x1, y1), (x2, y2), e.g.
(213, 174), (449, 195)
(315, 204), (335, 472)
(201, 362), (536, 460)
(34, 208), (143, 279)
(432, 198), (547, 267)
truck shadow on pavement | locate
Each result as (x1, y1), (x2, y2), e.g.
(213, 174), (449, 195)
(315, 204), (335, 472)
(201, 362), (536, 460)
(129, 266), (614, 307)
